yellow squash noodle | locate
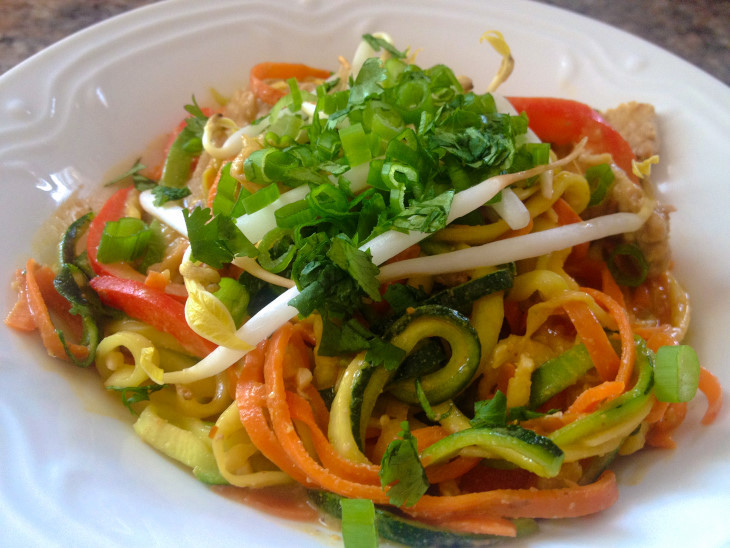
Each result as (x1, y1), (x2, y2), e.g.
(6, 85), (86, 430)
(212, 402), (293, 487)
(150, 372), (233, 419)
(95, 331), (163, 388)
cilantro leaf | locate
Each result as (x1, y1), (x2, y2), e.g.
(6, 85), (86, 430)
(105, 159), (157, 190)
(183, 207), (257, 269)
(362, 33), (408, 59)
(391, 190), (454, 233)
(107, 384), (165, 415)
(379, 421), (429, 507)
(383, 283), (427, 315)
(327, 236), (381, 301)
(318, 316), (372, 356)
(151, 185), (192, 206)
(470, 390), (508, 428)
(180, 95), (209, 154)
(415, 378), (452, 421)
(348, 57), (387, 107)
(365, 337), (406, 371)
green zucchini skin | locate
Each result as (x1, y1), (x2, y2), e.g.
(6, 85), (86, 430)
(329, 353), (394, 462)
(420, 425), (564, 478)
(424, 268), (514, 316)
(307, 490), (536, 547)
(386, 305), (482, 405)
(529, 343), (593, 409)
(549, 337), (654, 448)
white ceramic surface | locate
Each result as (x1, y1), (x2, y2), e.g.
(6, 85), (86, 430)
(1, 0), (729, 546)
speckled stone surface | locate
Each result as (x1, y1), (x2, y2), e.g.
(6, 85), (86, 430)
(1, 0), (728, 86)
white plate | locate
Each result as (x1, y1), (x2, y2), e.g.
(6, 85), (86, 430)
(1, 0), (729, 546)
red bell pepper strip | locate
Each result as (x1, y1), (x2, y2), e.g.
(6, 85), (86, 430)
(89, 275), (216, 358)
(506, 97), (638, 183)
(249, 62), (331, 106)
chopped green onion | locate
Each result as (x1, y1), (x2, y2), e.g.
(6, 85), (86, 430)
(528, 142), (551, 166)
(586, 163), (615, 207)
(213, 277), (250, 328)
(394, 79), (432, 123)
(96, 217), (151, 263)
(340, 498), (378, 548)
(274, 199), (317, 228)
(340, 123), (372, 167)
(242, 184), (281, 215)
(381, 162), (418, 190)
(607, 243), (649, 287)
(307, 183), (350, 219)
(287, 77), (303, 112)
(268, 112), (304, 144)
(212, 162), (250, 217)
(654, 345), (701, 403)
(257, 227), (296, 273)
(244, 148), (302, 184)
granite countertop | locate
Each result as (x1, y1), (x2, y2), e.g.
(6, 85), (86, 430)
(1, 0), (728, 85)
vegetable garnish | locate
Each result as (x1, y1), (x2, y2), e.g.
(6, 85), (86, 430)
(159, 96), (210, 188)
(379, 422), (429, 507)
(107, 384), (166, 415)
(340, 498), (379, 548)
(654, 345), (701, 403)
(7, 31), (722, 548)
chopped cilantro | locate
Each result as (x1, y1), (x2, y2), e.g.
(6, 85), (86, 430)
(362, 33), (408, 59)
(183, 207), (257, 268)
(470, 390), (508, 428)
(107, 384), (166, 415)
(151, 184), (192, 206)
(379, 421), (429, 507)
(471, 390), (553, 428)
(105, 159), (157, 190)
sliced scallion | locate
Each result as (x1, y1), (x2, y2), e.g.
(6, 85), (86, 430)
(257, 227), (296, 273)
(212, 162), (250, 217)
(340, 122), (372, 167)
(654, 345), (701, 403)
(242, 184), (281, 215)
(96, 217), (151, 263)
(607, 243), (649, 287)
(274, 200), (317, 228)
(340, 498), (378, 548)
(586, 163), (615, 207)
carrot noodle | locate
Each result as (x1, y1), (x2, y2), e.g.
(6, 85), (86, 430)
(645, 399), (670, 424)
(645, 402), (688, 449)
(236, 381), (311, 485)
(424, 515), (518, 537)
(600, 263), (626, 310)
(262, 323), (390, 501)
(581, 287), (635, 386)
(633, 324), (682, 352)
(698, 367), (723, 425)
(563, 300), (619, 381)
(144, 270), (170, 292)
(407, 471), (619, 521)
(5, 269), (36, 332)
(565, 380), (626, 416)
(23, 259), (88, 360)
(553, 198), (588, 260)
